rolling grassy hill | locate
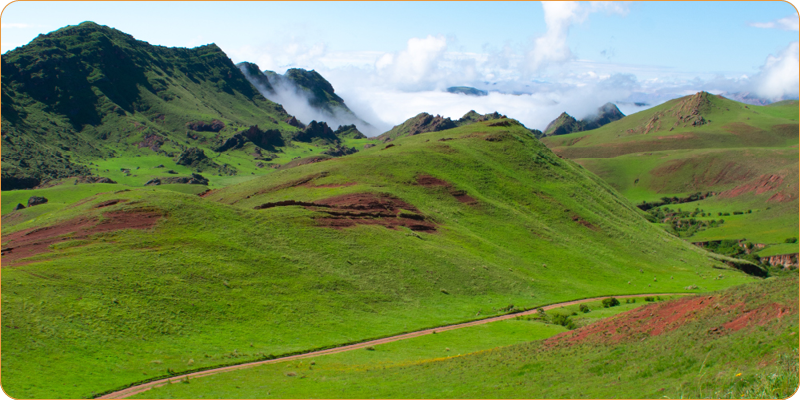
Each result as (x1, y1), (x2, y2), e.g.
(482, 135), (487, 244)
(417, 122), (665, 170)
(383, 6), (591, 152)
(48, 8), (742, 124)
(1, 118), (759, 398)
(541, 93), (799, 256)
(136, 275), (798, 399)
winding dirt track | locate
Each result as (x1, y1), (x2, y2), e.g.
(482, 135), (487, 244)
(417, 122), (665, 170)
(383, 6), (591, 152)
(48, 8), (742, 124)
(99, 293), (687, 399)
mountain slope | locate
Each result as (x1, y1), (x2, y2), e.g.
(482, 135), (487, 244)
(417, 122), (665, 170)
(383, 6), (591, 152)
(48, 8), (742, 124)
(1, 22), (303, 189)
(0, 118), (756, 398)
(541, 93), (799, 251)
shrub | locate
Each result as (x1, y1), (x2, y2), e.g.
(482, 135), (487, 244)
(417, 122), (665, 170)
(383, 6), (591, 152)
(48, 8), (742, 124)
(579, 304), (590, 313)
(550, 313), (576, 329)
(785, 238), (798, 244)
(602, 297), (620, 308)
(644, 296), (655, 302)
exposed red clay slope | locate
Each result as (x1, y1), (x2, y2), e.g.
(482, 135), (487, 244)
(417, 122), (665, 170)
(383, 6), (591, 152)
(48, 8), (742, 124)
(544, 294), (792, 347)
(416, 174), (477, 204)
(1, 210), (162, 266)
(718, 174), (786, 200)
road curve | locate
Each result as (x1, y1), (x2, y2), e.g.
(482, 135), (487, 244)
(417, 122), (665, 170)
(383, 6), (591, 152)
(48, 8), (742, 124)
(98, 293), (686, 399)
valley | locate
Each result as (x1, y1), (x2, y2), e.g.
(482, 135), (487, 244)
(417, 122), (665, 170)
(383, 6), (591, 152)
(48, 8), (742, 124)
(1, 20), (797, 400)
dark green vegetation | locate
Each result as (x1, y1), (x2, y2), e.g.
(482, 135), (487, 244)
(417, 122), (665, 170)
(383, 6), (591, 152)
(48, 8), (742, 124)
(543, 103), (625, 136)
(1, 117), (757, 398)
(0, 22), (373, 191)
(135, 276), (798, 399)
(541, 93), (799, 261)
(446, 86), (488, 97)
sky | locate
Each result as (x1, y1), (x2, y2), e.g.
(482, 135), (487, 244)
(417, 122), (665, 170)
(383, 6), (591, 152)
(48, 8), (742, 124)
(1, 1), (798, 133)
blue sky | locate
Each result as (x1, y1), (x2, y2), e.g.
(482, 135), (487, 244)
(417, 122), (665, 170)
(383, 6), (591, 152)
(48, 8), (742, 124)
(1, 1), (798, 130)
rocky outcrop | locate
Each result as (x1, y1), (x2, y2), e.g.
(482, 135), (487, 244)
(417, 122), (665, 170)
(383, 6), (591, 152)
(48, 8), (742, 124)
(27, 196), (48, 207)
(13, 203), (25, 210)
(285, 116), (305, 129)
(144, 173), (209, 186)
(763, 253), (798, 269)
(378, 113), (457, 142)
(186, 119), (225, 132)
(292, 121), (338, 143)
(544, 103), (625, 136)
(322, 145), (358, 157)
(334, 124), (367, 139)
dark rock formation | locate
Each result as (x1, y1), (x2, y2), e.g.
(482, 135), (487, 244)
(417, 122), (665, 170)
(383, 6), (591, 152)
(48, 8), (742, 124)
(144, 173), (209, 186)
(13, 203), (25, 210)
(27, 196), (48, 207)
(186, 119), (225, 132)
(285, 116), (306, 129)
(292, 121), (339, 143)
(334, 124), (367, 139)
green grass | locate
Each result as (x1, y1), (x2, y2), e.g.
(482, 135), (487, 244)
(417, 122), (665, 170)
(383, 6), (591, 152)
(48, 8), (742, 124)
(1, 120), (758, 398)
(133, 276), (799, 399)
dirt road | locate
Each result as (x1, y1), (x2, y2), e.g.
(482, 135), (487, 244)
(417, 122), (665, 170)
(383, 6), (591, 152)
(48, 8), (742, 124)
(98, 292), (686, 399)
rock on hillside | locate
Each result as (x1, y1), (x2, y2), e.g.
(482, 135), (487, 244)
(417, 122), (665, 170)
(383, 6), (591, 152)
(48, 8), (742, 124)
(1, 22), (297, 189)
(377, 113), (458, 142)
(333, 124), (367, 139)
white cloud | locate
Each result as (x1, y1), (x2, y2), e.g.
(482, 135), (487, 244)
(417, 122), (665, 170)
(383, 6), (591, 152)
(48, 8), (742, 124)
(526, 1), (629, 74)
(227, 39), (328, 72)
(749, 16), (799, 31)
(751, 41), (800, 100)
(374, 35), (449, 90)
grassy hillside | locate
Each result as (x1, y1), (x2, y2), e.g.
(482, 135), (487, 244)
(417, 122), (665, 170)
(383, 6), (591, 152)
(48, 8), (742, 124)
(1, 119), (758, 398)
(138, 275), (798, 399)
(541, 93), (799, 255)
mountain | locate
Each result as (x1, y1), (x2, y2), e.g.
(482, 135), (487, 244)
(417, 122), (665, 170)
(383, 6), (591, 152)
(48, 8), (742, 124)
(376, 112), (457, 142)
(238, 63), (376, 136)
(543, 102), (625, 136)
(0, 117), (755, 398)
(541, 92), (799, 254)
(0, 21), (304, 189)
(447, 86), (488, 96)
(378, 110), (514, 142)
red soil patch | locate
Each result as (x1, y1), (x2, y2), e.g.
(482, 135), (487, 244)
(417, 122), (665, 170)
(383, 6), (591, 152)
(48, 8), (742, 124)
(198, 189), (217, 198)
(545, 294), (793, 348)
(254, 193), (436, 232)
(722, 303), (789, 332)
(415, 174), (477, 205)
(1, 210), (162, 266)
(718, 174), (785, 199)
(545, 296), (714, 347)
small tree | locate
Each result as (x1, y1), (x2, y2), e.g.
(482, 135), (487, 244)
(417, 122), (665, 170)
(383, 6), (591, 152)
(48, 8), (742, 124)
(602, 298), (620, 308)
(579, 304), (590, 313)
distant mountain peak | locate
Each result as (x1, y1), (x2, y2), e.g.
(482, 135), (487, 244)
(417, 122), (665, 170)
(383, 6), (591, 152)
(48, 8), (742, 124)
(543, 103), (625, 136)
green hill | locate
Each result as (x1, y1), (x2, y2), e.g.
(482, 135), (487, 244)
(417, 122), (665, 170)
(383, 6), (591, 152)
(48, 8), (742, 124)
(0, 22), (312, 189)
(541, 92), (799, 256)
(0, 22), (378, 192)
(1, 118), (757, 398)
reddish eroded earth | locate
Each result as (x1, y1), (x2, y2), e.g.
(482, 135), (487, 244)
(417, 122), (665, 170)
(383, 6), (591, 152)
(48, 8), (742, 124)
(1, 210), (162, 266)
(415, 174), (477, 204)
(544, 295), (792, 348)
(255, 192), (436, 231)
(718, 174), (789, 201)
